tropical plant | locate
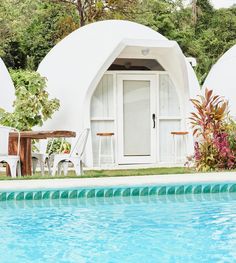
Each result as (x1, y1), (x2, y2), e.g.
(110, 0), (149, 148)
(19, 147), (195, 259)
(190, 88), (236, 171)
(0, 70), (60, 130)
(47, 138), (71, 155)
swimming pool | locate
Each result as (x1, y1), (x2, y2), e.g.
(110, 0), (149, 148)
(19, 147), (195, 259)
(1, 186), (236, 262)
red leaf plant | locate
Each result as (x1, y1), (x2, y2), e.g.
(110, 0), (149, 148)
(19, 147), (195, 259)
(190, 88), (236, 171)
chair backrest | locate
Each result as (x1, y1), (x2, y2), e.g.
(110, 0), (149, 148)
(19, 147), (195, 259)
(33, 139), (48, 154)
(70, 128), (90, 158)
(0, 126), (20, 156)
(0, 126), (11, 155)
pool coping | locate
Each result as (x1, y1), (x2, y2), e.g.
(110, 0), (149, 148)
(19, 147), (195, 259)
(1, 172), (236, 192)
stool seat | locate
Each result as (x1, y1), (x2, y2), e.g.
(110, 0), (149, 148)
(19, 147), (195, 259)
(97, 132), (114, 136)
(171, 131), (189, 135)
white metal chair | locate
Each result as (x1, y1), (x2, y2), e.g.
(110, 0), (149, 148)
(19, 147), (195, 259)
(51, 128), (90, 176)
(32, 139), (53, 176)
(32, 138), (66, 176)
(0, 126), (21, 178)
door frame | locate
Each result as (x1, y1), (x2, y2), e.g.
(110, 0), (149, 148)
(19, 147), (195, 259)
(117, 74), (157, 164)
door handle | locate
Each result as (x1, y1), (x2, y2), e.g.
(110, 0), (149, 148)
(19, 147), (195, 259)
(152, 114), (156, 128)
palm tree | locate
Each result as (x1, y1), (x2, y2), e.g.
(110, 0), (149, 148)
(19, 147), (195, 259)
(192, 0), (197, 24)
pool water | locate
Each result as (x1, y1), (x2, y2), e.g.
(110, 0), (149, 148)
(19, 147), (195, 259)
(1, 193), (236, 262)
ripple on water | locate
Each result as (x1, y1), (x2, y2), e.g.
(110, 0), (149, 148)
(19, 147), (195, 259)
(1, 194), (236, 262)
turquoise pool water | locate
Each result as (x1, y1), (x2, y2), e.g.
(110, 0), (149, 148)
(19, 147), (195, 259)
(1, 192), (236, 262)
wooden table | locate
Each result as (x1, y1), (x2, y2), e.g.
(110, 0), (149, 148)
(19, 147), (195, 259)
(9, 130), (76, 176)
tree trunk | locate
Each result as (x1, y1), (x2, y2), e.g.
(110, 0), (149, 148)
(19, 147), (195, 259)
(77, 0), (86, 26)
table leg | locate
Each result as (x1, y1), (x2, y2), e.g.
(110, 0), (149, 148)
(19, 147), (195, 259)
(7, 137), (18, 176)
(20, 138), (32, 176)
(9, 137), (32, 176)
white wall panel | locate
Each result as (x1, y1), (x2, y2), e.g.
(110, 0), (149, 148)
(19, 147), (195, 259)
(91, 74), (114, 118)
(90, 74), (115, 165)
(159, 74), (180, 117)
(159, 120), (181, 162)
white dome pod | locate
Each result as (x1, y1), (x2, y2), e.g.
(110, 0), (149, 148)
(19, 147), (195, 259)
(38, 20), (200, 167)
(0, 58), (15, 112)
(203, 44), (236, 117)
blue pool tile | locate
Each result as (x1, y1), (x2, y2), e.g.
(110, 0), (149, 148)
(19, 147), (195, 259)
(16, 192), (24, 200)
(131, 188), (140, 196)
(140, 187), (149, 196)
(105, 189), (113, 197)
(43, 191), (51, 199)
(96, 189), (104, 197)
(149, 187), (158, 195)
(25, 192), (33, 200)
(158, 187), (166, 195)
(203, 185), (211, 193)
(212, 185), (220, 193)
(122, 188), (131, 196)
(34, 191), (42, 200)
(114, 189), (122, 196)
(167, 186), (175, 195)
(87, 189), (96, 198)
(1, 182), (236, 203)
(176, 186), (184, 195)
(61, 191), (69, 199)
(229, 184), (236, 192)
(7, 193), (15, 201)
(69, 190), (78, 199)
(185, 186), (193, 194)
(78, 190), (86, 198)
(193, 185), (202, 194)
(0, 193), (7, 201)
(52, 191), (60, 199)
(220, 184), (228, 193)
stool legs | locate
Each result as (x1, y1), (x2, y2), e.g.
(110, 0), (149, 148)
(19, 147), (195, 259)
(98, 136), (102, 167)
(110, 136), (114, 164)
(97, 135), (114, 166)
(172, 134), (188, 164)
(173, 135), (177, 164)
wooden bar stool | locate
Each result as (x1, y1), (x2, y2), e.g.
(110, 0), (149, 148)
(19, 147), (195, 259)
(171, 131), (189, 163)
(97, 132), (114, 166)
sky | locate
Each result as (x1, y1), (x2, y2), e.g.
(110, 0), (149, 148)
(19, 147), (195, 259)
(185, 0), (236, 8)
(211, 0), (236, 8)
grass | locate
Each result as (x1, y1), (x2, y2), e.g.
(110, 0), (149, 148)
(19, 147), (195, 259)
(0, 167), (195, 180)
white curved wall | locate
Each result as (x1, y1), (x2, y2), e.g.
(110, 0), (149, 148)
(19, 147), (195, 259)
(38, 20), (200, 132)
(0, 58), (15, 112)
(203, 44), (236, 117)
(38, 20), (200, 166)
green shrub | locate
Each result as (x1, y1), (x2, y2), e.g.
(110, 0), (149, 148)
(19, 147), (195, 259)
(0, 70), (60, 130)
(190, 88), (236, 171)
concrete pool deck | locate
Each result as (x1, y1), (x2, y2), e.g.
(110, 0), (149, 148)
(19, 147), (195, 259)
(1, 172), (236, 191)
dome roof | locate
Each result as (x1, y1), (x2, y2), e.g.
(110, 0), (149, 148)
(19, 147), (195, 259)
(0, 58), (15, 112)
(203, 44), (236, 116)
(38, 20), (200, 131)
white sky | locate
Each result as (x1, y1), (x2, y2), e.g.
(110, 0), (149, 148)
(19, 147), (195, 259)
(212, 0), (236, 8)
(185, 0), (236, 8)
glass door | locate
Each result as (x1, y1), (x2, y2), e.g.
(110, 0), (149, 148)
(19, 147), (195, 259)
(117, 75), (156, 164)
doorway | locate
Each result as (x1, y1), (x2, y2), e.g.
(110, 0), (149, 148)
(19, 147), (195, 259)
(117, 74), (157, 164)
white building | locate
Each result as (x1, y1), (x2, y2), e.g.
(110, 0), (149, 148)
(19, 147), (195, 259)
(0, 58), (15, 112)
(38, 20), (200, 167)
(203, 44), (236, 117)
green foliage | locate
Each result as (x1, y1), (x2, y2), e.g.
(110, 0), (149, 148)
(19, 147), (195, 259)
(51, 0), (139, 26)
(190, 88), (228, 139)
(0, 70), (60, 130)
(0, 0), (236, 81)
(47, 139), (71, 155)
(190, 89), (236, 171)
(0, 0), (79, 70)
